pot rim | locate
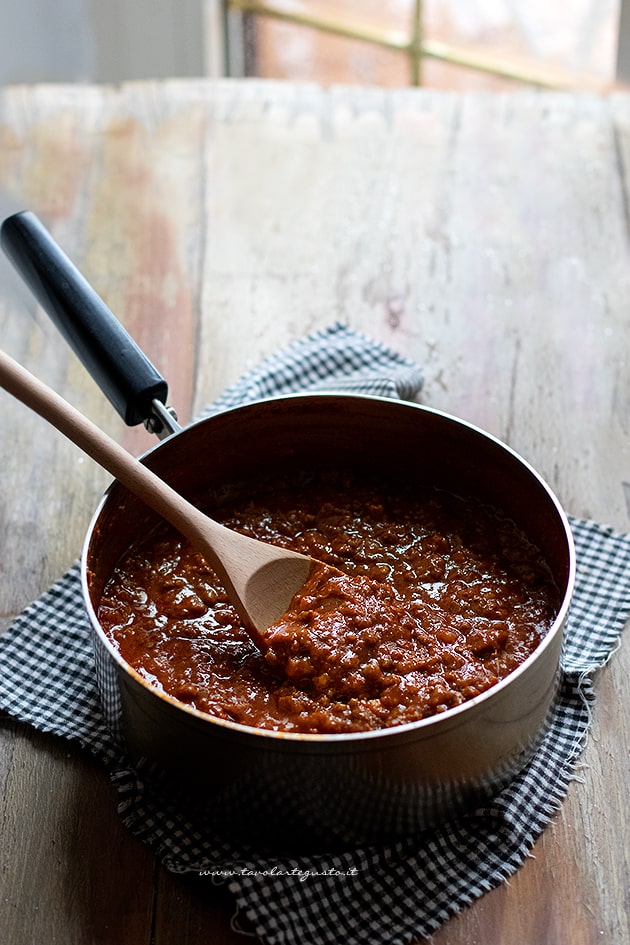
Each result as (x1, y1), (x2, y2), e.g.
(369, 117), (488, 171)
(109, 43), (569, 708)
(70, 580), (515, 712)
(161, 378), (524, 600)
(81, 392), (577, 745)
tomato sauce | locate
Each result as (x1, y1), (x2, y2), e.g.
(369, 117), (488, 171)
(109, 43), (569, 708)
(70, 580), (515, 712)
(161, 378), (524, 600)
(97, 478), (560, 734)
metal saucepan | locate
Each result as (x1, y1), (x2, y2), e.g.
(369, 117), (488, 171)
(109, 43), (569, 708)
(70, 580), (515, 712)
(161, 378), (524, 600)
(1, 212), (576, 850)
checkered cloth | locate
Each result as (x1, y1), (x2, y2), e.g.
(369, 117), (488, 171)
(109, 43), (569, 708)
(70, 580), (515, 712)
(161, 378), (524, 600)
(1, 323), (630, 945)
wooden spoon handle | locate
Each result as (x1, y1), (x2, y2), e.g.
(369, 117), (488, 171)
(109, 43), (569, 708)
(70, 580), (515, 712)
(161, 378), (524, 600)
(0, 348), (222, 566)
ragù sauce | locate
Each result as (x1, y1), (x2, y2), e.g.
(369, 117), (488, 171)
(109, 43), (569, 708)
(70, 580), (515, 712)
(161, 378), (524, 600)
(97, 478), (560, 734)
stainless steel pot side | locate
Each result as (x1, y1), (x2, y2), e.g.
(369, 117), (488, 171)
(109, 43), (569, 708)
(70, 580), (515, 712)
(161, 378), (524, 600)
(83, 394), (575, 849)
(1, 212), (575, 850)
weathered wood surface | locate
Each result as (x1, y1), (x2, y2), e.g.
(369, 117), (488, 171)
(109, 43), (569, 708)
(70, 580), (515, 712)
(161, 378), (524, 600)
(0, 79), (629, 944)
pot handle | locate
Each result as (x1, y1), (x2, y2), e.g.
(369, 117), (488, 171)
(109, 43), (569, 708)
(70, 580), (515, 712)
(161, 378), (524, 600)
(0, 210), (168, 427)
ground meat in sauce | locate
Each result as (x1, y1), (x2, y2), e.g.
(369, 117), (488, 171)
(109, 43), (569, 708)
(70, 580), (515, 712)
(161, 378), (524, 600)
(97, 479), (560, 734)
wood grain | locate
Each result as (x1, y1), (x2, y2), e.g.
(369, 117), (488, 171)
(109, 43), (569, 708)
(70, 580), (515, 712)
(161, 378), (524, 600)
(0, 79), (629, 944)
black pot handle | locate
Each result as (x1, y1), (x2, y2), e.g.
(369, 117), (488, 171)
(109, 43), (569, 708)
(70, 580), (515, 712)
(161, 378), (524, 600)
(0, 210), (168, 427)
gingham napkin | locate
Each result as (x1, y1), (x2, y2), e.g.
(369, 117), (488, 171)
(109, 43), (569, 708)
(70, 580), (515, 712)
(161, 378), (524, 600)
(2, 323), (630, 945)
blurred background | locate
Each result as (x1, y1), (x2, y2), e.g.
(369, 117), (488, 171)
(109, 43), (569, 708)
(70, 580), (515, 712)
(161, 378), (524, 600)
(0, 0), (626, 93)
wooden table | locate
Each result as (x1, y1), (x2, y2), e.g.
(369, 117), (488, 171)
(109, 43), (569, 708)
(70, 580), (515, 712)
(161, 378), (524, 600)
(0, 79), (629, 944)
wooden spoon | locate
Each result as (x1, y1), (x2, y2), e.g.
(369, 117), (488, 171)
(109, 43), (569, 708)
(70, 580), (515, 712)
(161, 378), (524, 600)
(0, 348), (314, 651)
